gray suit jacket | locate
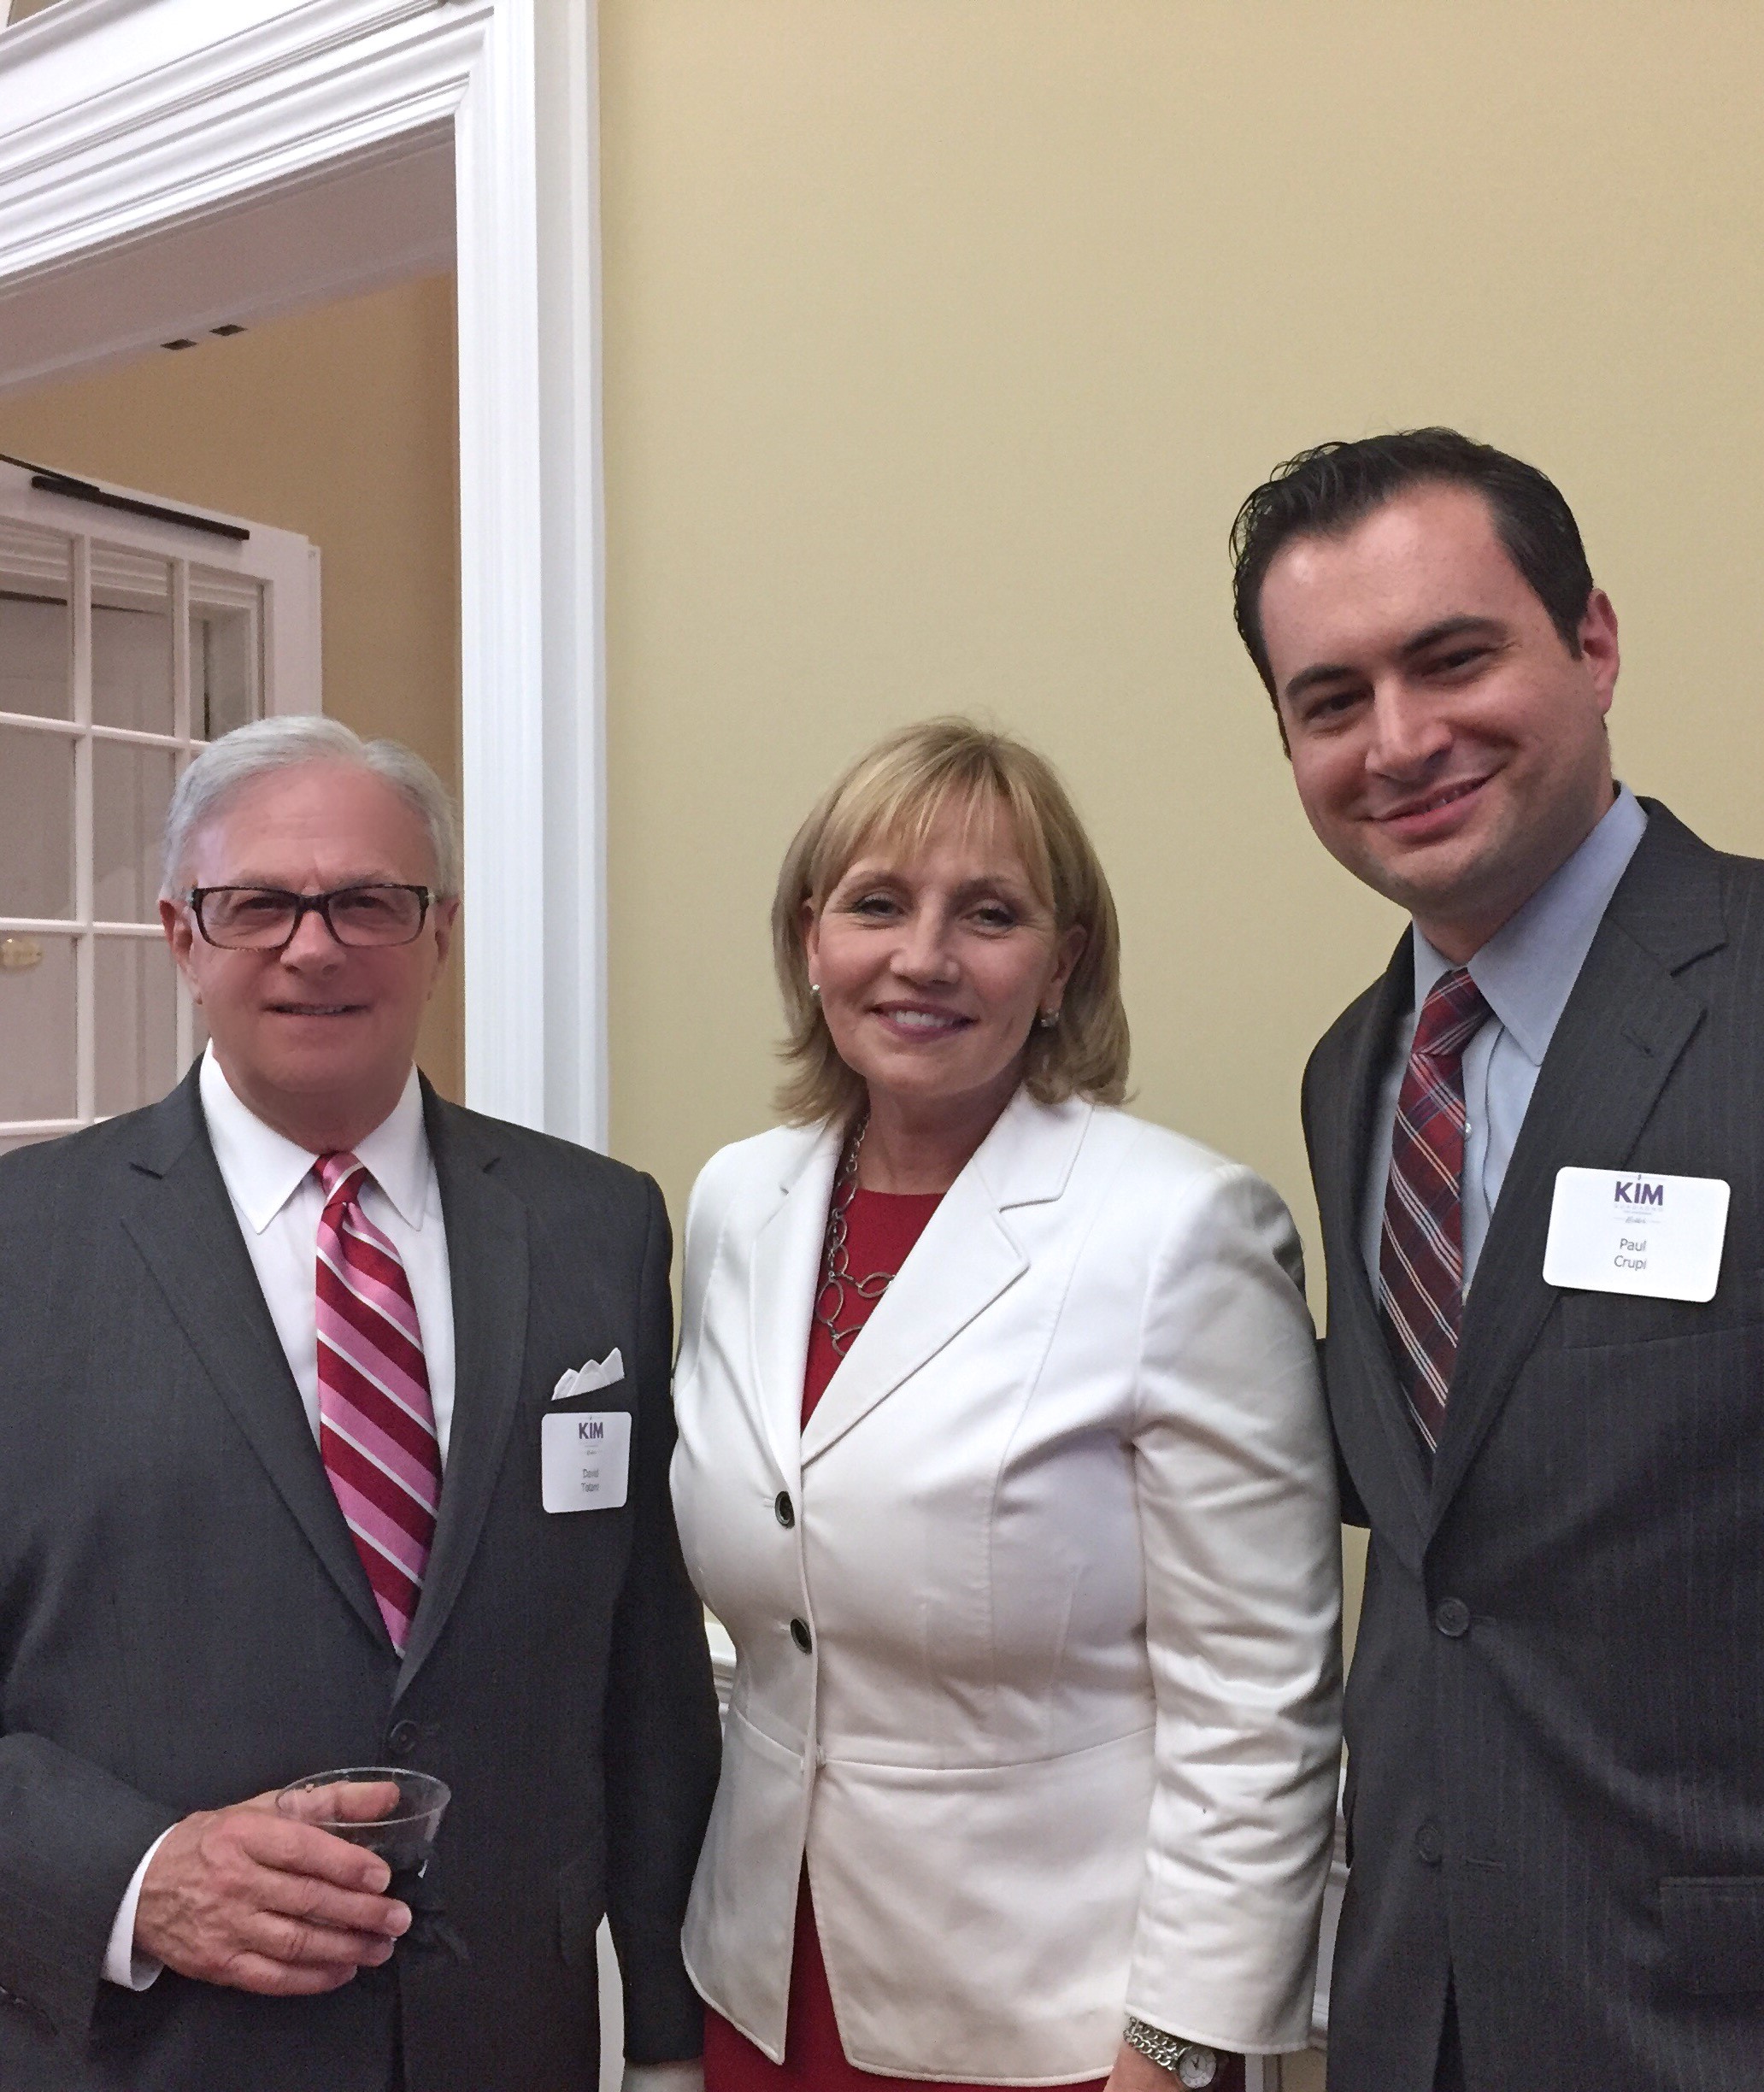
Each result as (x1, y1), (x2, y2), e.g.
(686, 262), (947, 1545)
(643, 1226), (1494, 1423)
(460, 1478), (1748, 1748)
(0, 1067), (720, 2091)
(1304, 804), (1764, 2091)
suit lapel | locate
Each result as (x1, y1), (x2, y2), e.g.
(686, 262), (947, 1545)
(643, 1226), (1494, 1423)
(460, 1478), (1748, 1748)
(397, 1090), (531, 1689)
(1320, 940), (1433, 1563)
(798, 1091), (1079, 1467)
(120, 1067), (388, 1647)
(744, 1124), (841, 1495)
(1431, 809), (1722, 1523)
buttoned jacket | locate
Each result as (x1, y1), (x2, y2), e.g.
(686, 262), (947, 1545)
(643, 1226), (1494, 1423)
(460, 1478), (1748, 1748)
(0, 1067), (720, 2092)
(671, 1089), (1342, 2082)
(1308, 806), (1764, 2089)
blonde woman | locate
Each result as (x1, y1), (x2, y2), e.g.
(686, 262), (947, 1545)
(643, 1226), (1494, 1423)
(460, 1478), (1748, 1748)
(672, 720), (1340, 2092)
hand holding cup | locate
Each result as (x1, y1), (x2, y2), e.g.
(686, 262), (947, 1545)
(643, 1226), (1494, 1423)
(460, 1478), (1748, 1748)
(135, 1778), (414, 1995)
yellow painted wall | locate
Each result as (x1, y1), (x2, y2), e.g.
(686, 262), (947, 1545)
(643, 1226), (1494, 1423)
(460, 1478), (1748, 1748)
(0, 274), (464, 1097)
(598, 2), (1764, 1766)
(599, 0), (1764, 1214)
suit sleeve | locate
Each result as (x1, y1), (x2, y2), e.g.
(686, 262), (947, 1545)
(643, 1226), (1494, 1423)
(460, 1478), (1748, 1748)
(1123, 1162), (1344, 2054)
(1299, 1051), (1371, 1530)
(0, 1694), (179, 2049)
(0, 1159), (181, 2050)
(603, 1178), (722, 2063)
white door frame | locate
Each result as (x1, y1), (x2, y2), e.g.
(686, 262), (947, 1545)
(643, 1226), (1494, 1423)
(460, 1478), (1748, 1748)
(0, 0), (609, 1145)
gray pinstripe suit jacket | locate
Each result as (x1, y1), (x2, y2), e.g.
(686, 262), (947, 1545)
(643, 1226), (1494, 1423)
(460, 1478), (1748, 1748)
(0, 1067), (720, 2091)
(1305, 804), (1764, 2090)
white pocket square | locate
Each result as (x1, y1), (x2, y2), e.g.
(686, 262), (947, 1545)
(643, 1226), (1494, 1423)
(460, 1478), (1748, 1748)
(552, 1348), (625, 1402)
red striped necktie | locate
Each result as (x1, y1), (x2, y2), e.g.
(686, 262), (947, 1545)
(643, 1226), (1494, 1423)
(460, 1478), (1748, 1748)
(1379, 967), (1491, 1454)
(315, 1152), (441, 1653)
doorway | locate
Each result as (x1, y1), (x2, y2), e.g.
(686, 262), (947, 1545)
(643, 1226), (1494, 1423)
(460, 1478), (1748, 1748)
(0, 272), (464, 1123)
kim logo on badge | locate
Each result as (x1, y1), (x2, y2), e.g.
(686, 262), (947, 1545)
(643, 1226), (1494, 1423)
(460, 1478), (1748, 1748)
(1543, 1166), (1730, 1302)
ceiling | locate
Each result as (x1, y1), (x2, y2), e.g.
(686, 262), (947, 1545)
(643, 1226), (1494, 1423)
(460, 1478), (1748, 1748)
(0, 131), (455, 400)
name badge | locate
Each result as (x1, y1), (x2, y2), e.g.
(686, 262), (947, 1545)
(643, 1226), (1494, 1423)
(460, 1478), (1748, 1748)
(542, 1412), (631, 1512)
(1543, 1167), (1730, 1302)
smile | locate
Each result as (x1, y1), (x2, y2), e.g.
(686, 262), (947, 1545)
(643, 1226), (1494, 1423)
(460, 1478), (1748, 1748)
(268, 1003), (365, 1017)
(873, 1006), (973, 1036)
(1379, 775), (1490, 828)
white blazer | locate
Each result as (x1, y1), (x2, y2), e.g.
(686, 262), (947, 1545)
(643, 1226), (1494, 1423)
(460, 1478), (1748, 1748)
(671, 1090), (1342, 2083)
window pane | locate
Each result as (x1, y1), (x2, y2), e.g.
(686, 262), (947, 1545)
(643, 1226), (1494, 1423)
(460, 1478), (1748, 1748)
(0, 522), (73, 722)
(93, 741), (175, 925)
(0, 932), (76, 1120)
(95, 937), (179, 1116)
(92, 549), (174, 736)
(0, 726), (74, 918)
(191, 581), (261, 741)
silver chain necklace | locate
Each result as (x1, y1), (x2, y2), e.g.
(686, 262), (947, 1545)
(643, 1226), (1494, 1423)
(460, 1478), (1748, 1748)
(813, 1116), (901, 1355)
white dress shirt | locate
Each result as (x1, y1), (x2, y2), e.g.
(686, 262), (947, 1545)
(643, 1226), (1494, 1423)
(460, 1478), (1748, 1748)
(198, 1049), (457, 1458)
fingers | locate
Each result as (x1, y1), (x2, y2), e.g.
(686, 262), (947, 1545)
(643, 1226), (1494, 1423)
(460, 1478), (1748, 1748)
(238, 1810), (396, 1895)
(275, 1778), (404, 1829)
(208, 1948), (377, 1998)
(244, 1905), (406, 1976)
(256, 1862), (410, 1947)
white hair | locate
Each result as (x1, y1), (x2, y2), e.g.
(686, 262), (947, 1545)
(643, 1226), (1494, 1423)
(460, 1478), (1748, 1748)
(161, 717), (462, 902)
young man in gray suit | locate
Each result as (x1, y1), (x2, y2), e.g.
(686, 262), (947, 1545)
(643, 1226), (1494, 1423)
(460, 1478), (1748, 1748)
(0, 719), (720, 2092)
(1231, 431), (1764, 2090)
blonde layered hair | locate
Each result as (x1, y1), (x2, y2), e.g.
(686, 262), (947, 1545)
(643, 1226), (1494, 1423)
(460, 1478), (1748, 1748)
(772, 719), (1130, 1126)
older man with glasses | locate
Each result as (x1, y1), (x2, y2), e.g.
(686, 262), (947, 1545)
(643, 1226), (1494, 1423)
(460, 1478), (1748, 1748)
(0, 717), (719, 2092)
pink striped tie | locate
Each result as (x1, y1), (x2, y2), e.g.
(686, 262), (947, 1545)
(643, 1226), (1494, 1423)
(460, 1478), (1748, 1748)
(1379, 967), (1491, 1453)
(315, 1153), (441, 1653)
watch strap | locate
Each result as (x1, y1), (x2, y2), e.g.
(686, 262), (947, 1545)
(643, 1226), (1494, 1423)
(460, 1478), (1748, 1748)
(1123, 2015), (1219, 2084)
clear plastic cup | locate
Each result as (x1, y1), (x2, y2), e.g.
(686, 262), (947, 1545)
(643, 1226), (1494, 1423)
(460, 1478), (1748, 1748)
(275, 1766), (451, 1874)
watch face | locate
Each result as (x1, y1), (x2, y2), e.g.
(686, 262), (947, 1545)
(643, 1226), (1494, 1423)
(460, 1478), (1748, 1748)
(1177, 2048), (1218, 2089)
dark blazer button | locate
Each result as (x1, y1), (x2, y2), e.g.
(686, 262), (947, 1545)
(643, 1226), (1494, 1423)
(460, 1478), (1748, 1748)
(790, 1618), (813, 1654)
(1415, 1820), (1444, 1865)
(1434, 1598), (1471, 1638)
(387, 1719), (420, 1755)
(774, 1491), (796, 1529)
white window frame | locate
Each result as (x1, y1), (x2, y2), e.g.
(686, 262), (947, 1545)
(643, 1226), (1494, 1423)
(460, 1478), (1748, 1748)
(0, 0), (609, 1148)
(0, 463), (320, 1142)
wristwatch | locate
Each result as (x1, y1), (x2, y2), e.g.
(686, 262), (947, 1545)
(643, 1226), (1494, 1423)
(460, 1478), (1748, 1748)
(1124, 2015), (1220, 2086)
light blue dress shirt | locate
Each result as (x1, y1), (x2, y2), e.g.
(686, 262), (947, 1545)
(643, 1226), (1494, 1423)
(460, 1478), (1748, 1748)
(1361, 785), (1649, 1296)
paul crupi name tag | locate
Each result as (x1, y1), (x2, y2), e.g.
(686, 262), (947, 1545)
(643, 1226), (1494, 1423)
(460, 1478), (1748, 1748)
(1543, 1167), (1731, 1302)
(542, 1411), (631, 1512)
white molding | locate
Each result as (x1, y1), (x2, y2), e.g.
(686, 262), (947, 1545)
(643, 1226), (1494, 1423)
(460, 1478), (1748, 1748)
(533, 0), (608, 1143)
(0, 0), (610, 1142)
(452, 0), (546, 1135)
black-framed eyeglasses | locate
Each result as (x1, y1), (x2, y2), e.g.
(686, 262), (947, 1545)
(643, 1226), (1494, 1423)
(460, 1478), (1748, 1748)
(186, 884), (435, 950)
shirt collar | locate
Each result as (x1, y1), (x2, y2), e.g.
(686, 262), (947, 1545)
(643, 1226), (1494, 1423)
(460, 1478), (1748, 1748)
(198, 1049), (432, 1233)
(1410, 783), (1649, 1067)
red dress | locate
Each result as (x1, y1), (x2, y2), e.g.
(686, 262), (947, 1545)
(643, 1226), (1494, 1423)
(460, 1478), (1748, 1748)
(703, 1186), (1108, 2092)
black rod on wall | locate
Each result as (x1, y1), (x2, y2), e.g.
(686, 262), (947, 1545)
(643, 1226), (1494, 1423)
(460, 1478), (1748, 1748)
(0, 450), (251, 543)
